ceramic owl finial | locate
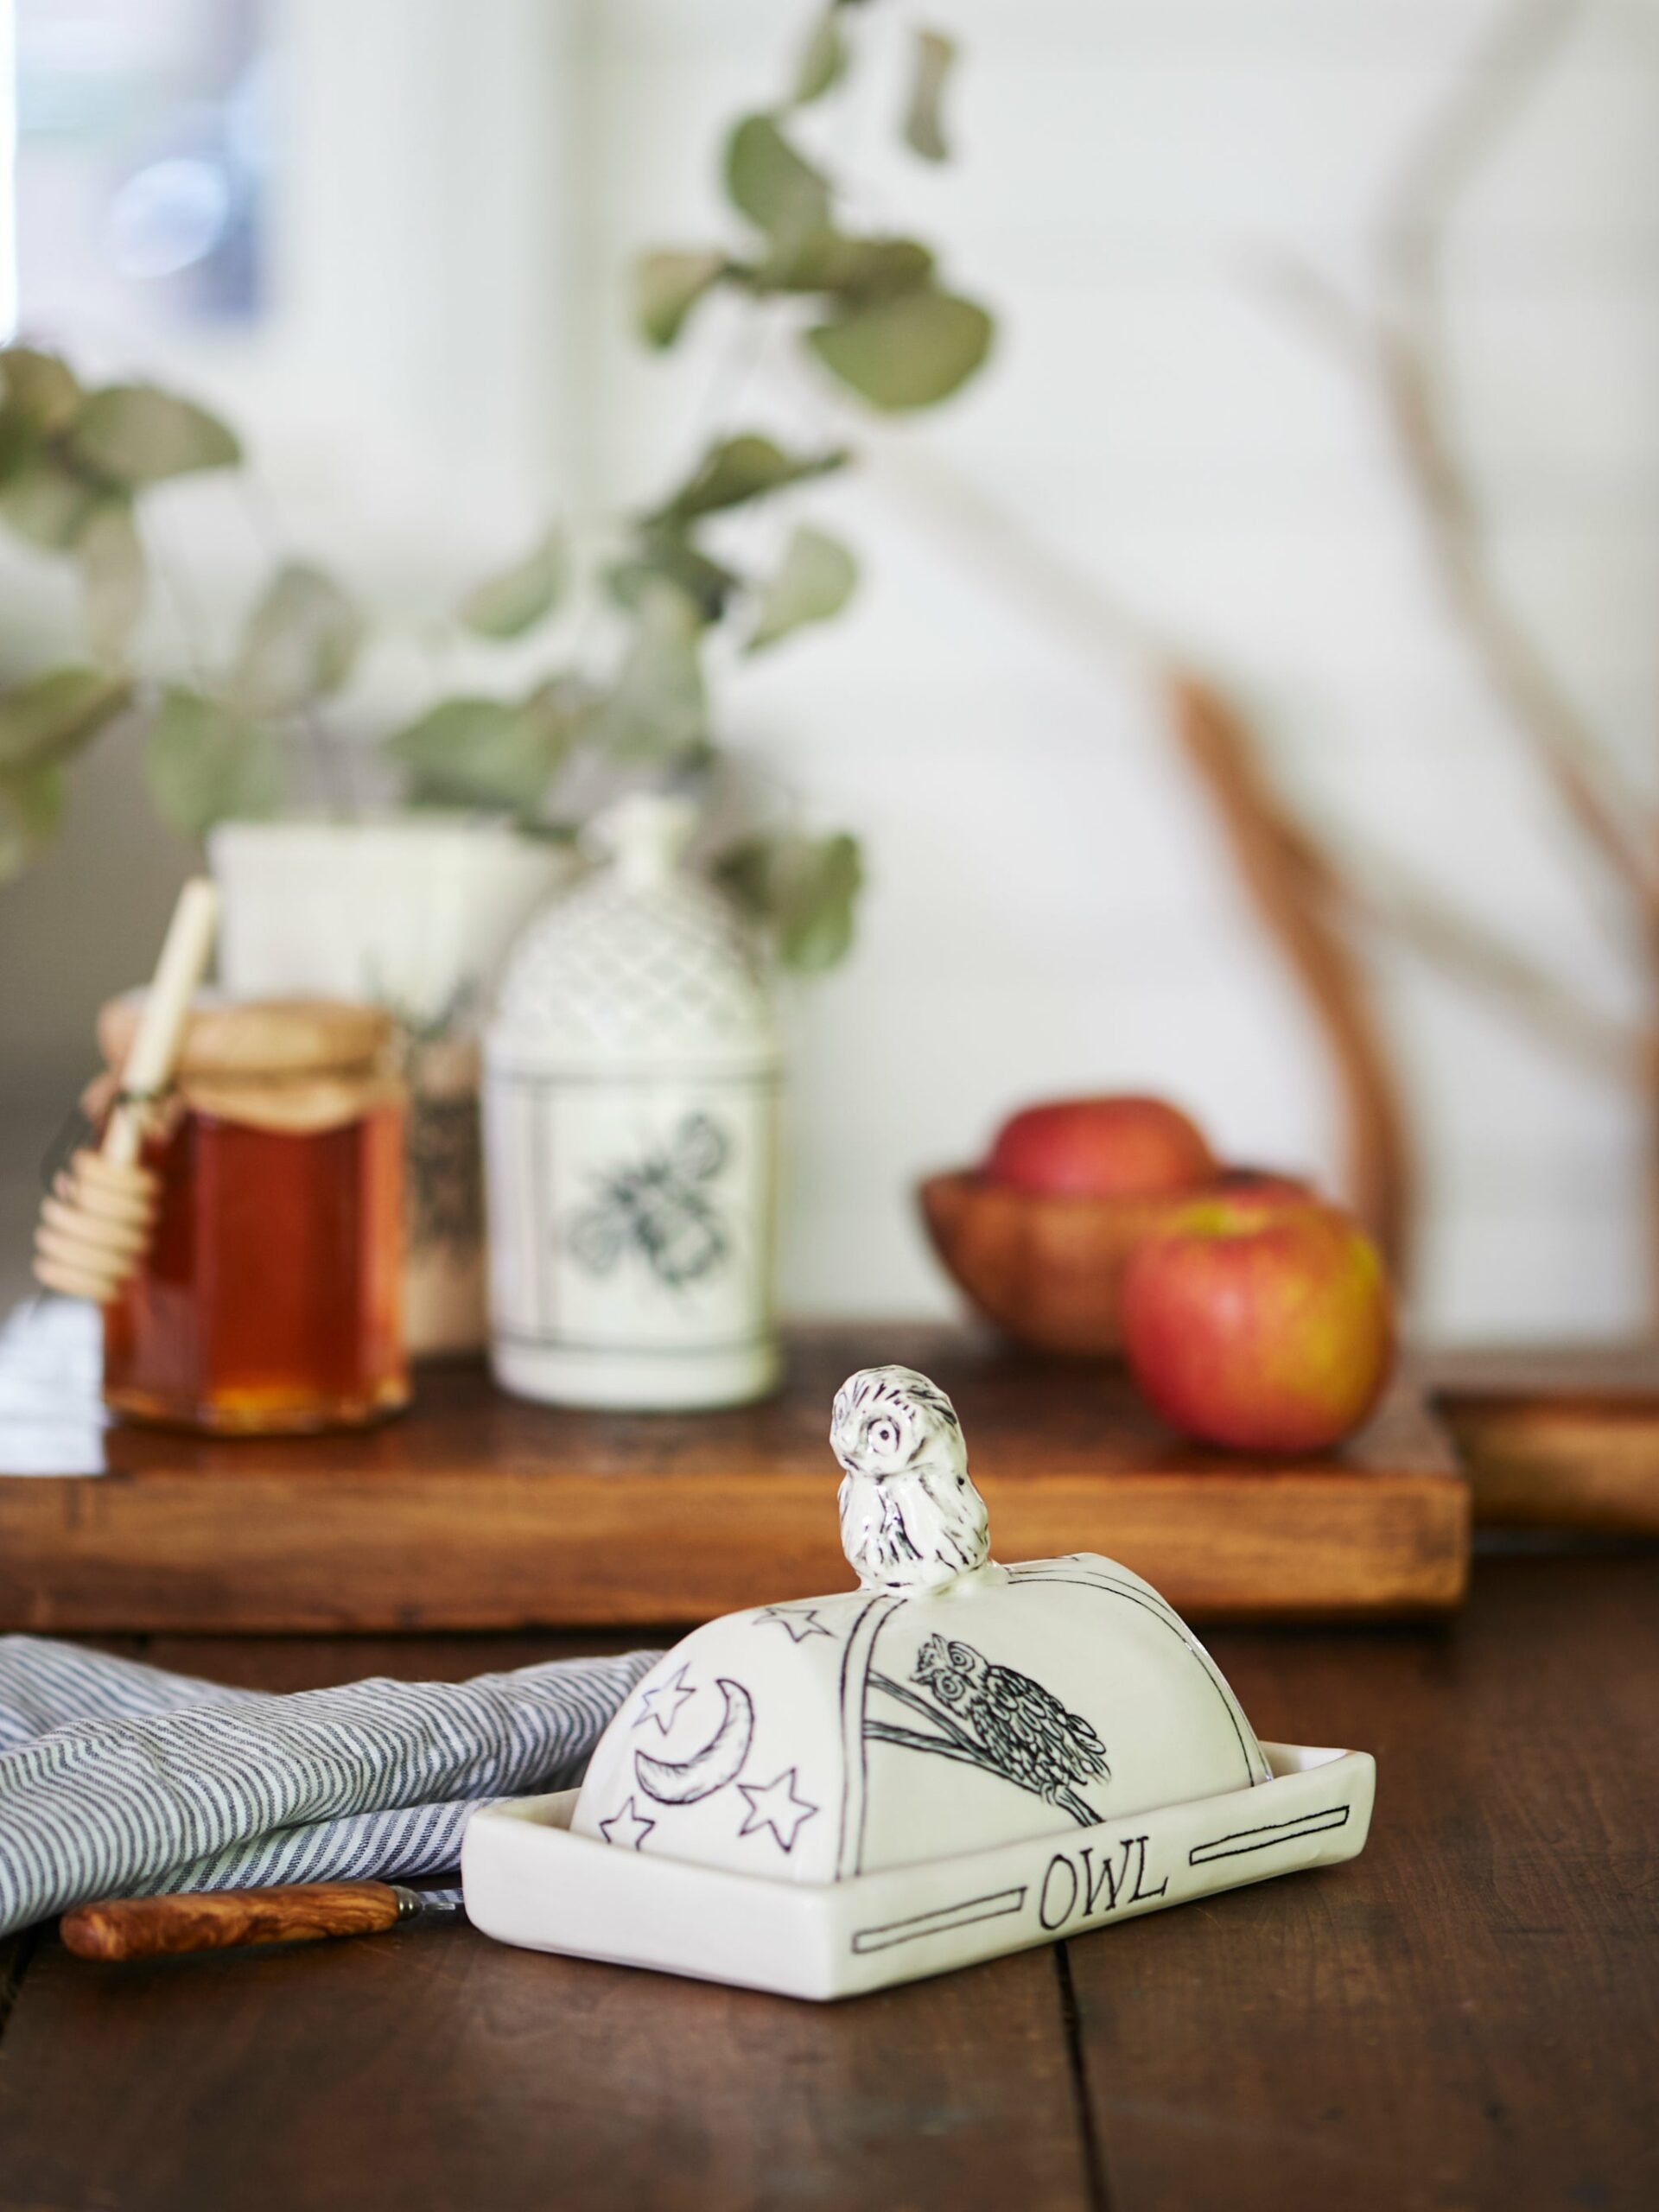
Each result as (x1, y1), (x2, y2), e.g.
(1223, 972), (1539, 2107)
(830, 1365), (991, 1595)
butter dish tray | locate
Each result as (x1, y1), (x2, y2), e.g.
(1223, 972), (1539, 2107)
(462, 1363), (1376, 2000)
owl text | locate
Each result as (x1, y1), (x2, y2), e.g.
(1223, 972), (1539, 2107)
(1038, 1834), (1169, 1931)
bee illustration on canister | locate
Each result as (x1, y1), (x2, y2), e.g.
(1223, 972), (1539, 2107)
(568, 1113), (731, 1287)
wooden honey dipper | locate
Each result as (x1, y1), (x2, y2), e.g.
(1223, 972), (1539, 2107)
(33, 877), (220, 1305)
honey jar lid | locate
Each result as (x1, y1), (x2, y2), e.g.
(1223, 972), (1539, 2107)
(99, 994), (393, 1080)
(95, 995), (401, 1136)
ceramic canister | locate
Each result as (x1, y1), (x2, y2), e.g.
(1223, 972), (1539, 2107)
(482, 796), (782, 1410)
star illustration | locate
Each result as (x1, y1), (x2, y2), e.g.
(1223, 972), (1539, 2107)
(736, 1769), (819, 1853)
(598, 1796), (656, 1851)
(632, 1663), (697, 1737)
(753, 1605), (833, 1643)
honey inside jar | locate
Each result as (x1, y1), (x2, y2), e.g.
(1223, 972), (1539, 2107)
(99, 997), (409, 1434)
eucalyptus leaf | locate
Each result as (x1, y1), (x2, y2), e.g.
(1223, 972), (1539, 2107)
(0, 765), (67, 882)
(0, 408), (38, 486)
(746, 526), (857, 652)
(724, 115), (831, 246)
(144, 687), (282, 839)
(904, 29), (957, 161)
(0, 348), (80, 435)
(792, 10), (847, 103)
(69, 385), (240, 486)
(655, 433), (848, 524)
(229, 563), (362, 719)
(588, 585), (706, 762)
(842, 236), (936, 300)
(635, 250), (728, 348)
(0, 455), (103, 550)
(460, 527), (565, 640)
(823, 236), (935, 300)
(807, 284), (992, 410)
(0, 665), (134, 772)
(608, 530), (740, 624)
(79, 502), (147, 660)
(753, 230), (933, 300)
(778, 833), (863, 971)
(716, 830), (863, 971)
(388, 694), (564, 814)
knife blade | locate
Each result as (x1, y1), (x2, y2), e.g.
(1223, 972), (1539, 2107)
(60, 1881), (467, 1961)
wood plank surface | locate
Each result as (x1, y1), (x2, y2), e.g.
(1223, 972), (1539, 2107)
(0, 1562), (1652, 2210)
(0, 1924), (1093, 2212)
(0, 1327), (1467, 1631)
(1065, 1555), (1659, 2211)
(1431, 1344), (1659, 1534)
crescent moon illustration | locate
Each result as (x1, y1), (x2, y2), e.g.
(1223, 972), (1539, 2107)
(633, 1679), (754, 1805)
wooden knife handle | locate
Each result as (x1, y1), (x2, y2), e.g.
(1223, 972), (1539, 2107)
(61, 1882), (404, 1961)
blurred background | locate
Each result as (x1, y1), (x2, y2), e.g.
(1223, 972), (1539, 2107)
(1, 0), (1655, 1341)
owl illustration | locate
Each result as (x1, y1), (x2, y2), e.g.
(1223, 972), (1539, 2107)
(830, 1366), (990, 1593)
(912, 1633), (1109, 1811)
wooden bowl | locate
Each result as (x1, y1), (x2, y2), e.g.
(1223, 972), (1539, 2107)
(918, 1169), (1195, 1357)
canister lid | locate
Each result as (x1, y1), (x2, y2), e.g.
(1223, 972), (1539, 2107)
(489, 795), (776, 1069)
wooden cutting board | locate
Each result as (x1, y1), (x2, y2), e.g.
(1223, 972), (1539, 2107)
(1431, 1342), (1659, 1535)
(0, 1325), (1467, 1631)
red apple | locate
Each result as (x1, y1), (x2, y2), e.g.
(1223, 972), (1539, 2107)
(1120, 1194), (1394, 1453)
(985, 1096), (1216, 1200)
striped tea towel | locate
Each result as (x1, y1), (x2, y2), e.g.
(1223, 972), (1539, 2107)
(0, 1636), (658, 1936)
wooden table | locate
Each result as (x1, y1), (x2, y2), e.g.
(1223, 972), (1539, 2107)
(2, 1553), (1653, 2211)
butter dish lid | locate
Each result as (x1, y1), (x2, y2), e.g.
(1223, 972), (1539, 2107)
(571, 1364), (1274, 1885)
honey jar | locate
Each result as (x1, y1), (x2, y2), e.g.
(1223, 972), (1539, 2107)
(98, 997), (409, 1433)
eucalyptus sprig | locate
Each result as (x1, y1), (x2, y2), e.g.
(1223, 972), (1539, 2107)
(404, 8), (992, 966)
(0, 5), (994, 975)
(638, 43), (988, 415)
(0, 346), (246, 872)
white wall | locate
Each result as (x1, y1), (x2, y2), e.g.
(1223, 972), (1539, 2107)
(3, 0), (1655, 1340)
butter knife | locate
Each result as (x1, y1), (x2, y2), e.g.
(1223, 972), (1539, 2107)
(60, 1882), (467, 1961)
